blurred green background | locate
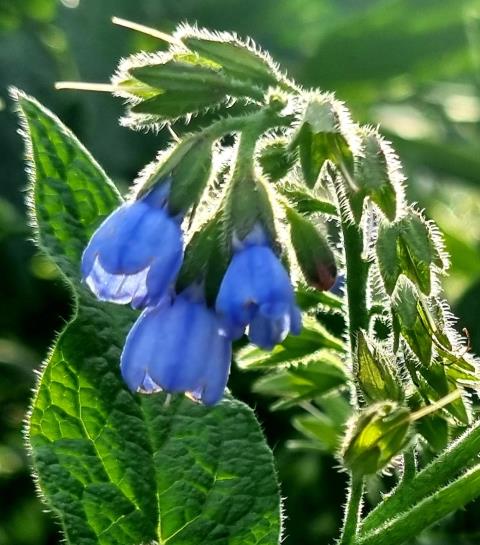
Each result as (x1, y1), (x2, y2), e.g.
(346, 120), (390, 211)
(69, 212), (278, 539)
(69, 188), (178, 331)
(2, 0), (480, 543)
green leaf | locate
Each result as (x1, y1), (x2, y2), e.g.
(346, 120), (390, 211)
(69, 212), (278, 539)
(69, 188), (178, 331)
(17, 92), (281, 545)
(295, 285), (343, 312)
(252, 356), (347, 408)
(278, 185), (337, 217)
(15, 89), (122, 280)
(236, 317), (344, 370)
(292, 413), (340, 453)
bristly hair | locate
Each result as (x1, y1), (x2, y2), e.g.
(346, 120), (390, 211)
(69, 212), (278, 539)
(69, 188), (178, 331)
(172, 22), (297, 91)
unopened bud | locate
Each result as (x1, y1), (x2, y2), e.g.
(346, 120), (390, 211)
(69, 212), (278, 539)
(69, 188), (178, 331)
(356, 331), (404, 403)
(179, 30), (280, 89)
(342, 402), (411, 475)
(391, 278), (432, 365)
(259, 138), (296, 181)
(286, 207), (337, 291)
(293, 94), (354, 187)
(350, 129), (398, 222)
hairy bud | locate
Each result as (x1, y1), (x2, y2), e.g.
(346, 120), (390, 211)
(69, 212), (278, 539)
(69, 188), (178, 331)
(258, 138), (296, 181)
(293, 94), (354, 187)
(286, 207), (337, 291)
(391, 278), (432, 365)
(350, 129), (399, 222)
(377, 210), (445, 295)
(356, 331), (404, 403)
(342, 402), (411, 476)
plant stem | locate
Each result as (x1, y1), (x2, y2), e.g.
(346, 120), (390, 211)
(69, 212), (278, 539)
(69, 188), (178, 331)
(341, 219), (369, 351)
(360, 418), (480, 535)
(203, 106), (292, 142)
(357, 464), (480, 545)
(331, 170), (369, 544)
(400, 448), (416, 484)
(340, 474), (364, 545)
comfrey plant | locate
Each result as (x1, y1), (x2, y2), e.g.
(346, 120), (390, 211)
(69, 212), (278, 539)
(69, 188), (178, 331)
(14, 17), (480, 545)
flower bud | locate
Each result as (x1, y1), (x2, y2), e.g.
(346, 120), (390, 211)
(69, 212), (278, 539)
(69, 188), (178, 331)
(391, 278), (432, 365)
(258, 138), (296, 181)
(286, 207), (337, 291)
(397, 212), (445, 294)
(376, 211), (445, 295)
(178, 27), (281, 89)
(138, 135), (213, 215)
(350, 129), (398, 222)
(342, 402), (411, 476)
(115, 51), (264, 121)
(293, 94), (354, 187)
(356, 331), (404, 403)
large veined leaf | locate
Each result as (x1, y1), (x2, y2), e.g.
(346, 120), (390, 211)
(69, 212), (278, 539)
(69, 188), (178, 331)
(15, 90), (281, 545)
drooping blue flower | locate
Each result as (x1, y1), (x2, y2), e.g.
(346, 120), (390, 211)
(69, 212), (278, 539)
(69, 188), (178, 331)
(216, 227), (302, 350)
(120, 291), (232, 405)
(81, 181), (183, 309)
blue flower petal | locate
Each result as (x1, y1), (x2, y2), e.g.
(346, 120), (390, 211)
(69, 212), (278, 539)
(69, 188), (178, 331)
(216, 245), (293, 335)
(85, 256), (150, 305)
(81, 182), (183, 308)
(148, 297), (211, 393)
(216, 240), (302, 348)
(120, 302), (167, 391)
(248, 302), (291, 350)
(120, 295), (231, 404)
(289, 303), (303, 336)
(190, 328), (232, 406)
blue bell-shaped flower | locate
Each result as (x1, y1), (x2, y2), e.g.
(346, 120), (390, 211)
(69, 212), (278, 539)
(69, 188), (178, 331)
(216, 227), (302, 350)
(120, 291), (232, 406)
(81, 181), (183, 309)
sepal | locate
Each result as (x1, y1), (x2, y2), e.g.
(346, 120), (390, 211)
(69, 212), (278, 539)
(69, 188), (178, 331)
(350, 128), (400, 222)
(292, 94), (355, 188)
(137, 135), (213, 215)
(356, 330), (404, 403)
(392, 278), (433, 364)
(341, 402), (411, 476)
(376, 210), (446, 295)
(224, 174), (278, 246)
(176, 215), (229, 305)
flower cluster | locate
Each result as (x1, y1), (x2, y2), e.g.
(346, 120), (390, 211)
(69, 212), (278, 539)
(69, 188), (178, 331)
(81, 181), (302, 405)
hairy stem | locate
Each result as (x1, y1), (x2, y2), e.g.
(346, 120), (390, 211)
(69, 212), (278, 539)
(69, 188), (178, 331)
(341, 219), (369, 350)
(357, 464), (480, 545)
(340, 474), (364, 545)
(400, 448), (416, 484)
(361, 419), (480, 535)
